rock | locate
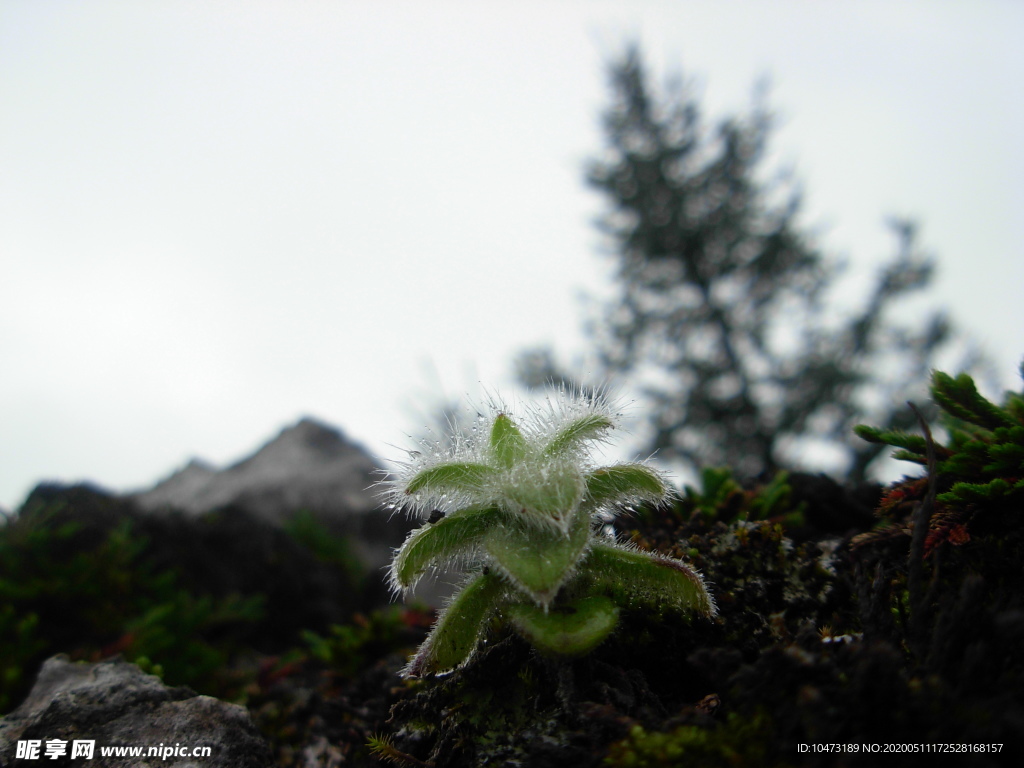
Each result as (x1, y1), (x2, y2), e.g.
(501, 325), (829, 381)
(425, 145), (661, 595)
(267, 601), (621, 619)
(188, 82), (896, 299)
(130, 417), (411, 574)
(133, 417), (379, 520)
(0, 655), (272, 767)
(136, 459), (218, 511)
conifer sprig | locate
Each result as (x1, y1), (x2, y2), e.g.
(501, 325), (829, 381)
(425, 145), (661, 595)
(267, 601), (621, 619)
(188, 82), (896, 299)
(854, 363), (1024, 551)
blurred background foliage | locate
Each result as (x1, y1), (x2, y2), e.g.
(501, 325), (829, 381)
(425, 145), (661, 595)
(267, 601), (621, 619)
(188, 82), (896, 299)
(518, 47), (982, 484)
(0, 484), (400, 713)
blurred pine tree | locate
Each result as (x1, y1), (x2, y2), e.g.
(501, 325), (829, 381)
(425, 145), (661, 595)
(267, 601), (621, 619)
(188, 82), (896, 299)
(519, 47), (964, 483)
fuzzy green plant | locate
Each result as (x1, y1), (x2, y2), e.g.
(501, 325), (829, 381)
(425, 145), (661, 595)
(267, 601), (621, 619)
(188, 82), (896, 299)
(383, 390), (716, 677)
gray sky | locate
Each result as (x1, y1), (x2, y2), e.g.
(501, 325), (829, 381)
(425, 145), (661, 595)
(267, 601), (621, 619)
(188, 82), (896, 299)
(2, 0), (1022, 511)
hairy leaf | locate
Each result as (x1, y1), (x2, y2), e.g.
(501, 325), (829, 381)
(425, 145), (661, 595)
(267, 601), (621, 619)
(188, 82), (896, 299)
(490, 413), (528, 468)
(502, 458), (585, 521)
(582, 543), (716, 617)
(507, 596), (619, 656)
(585, 463), (668, 507)
(543, 413), (615, 457)
(484, 508), (590, 606)
(405, 462), (495, 496)
(391, 506), (504, 590)
(404, 572), (505, 677)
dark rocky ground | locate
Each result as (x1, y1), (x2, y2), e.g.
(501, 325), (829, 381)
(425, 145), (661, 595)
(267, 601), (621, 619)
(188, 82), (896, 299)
(251, 470), (1024, 767)
(3, 466), (1022, 767)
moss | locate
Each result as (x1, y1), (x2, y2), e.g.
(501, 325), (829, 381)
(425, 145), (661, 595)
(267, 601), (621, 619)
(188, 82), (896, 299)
(605, 710), (782, 768)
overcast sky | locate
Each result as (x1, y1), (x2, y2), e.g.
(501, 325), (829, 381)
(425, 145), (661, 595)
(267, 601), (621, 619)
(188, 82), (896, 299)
(2, 0), (1022, 511)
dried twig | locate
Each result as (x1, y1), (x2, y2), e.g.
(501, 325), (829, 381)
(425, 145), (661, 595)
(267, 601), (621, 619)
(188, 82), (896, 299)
(907, 402), (938, 650)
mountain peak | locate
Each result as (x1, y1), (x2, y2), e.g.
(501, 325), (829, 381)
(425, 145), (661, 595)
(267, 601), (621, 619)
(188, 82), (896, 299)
(132, 416), (380, 519)
(245, 417), (364, 465)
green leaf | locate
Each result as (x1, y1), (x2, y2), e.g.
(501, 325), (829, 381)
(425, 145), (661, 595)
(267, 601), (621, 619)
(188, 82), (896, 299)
(490, 413), (529, 468)
(853, 425), (882, 443)
(939, 440), (988, 477)
(701, 466), (738, 502)
(1006, 392), (1024, 425)
(581, 543), (716, 617)
(543, 413), (615, 457)
(749, 471), (794, 521)
(405, 461), (495, 496)
(891, 450), (926, 465)
(484, 508), (590, 606)
(854, 425), (928, 456)
(585, 463), (668, 507)
(507, 596), (619, 656)
(405, 571), (505, 677)
(932, 371), (1014, 431)
(985, 438), (1024, 474)
(939, 478), (1013, 505)
(391, 506), (505, 590)
(502, 458), (585, 520)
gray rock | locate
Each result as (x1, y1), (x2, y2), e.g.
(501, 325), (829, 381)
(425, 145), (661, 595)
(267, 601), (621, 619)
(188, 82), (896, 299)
(134, 458), (218, 512)
(0, 655), (272, 767)
(133, 417), (379, 521)
(130, 417), (408, 574)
